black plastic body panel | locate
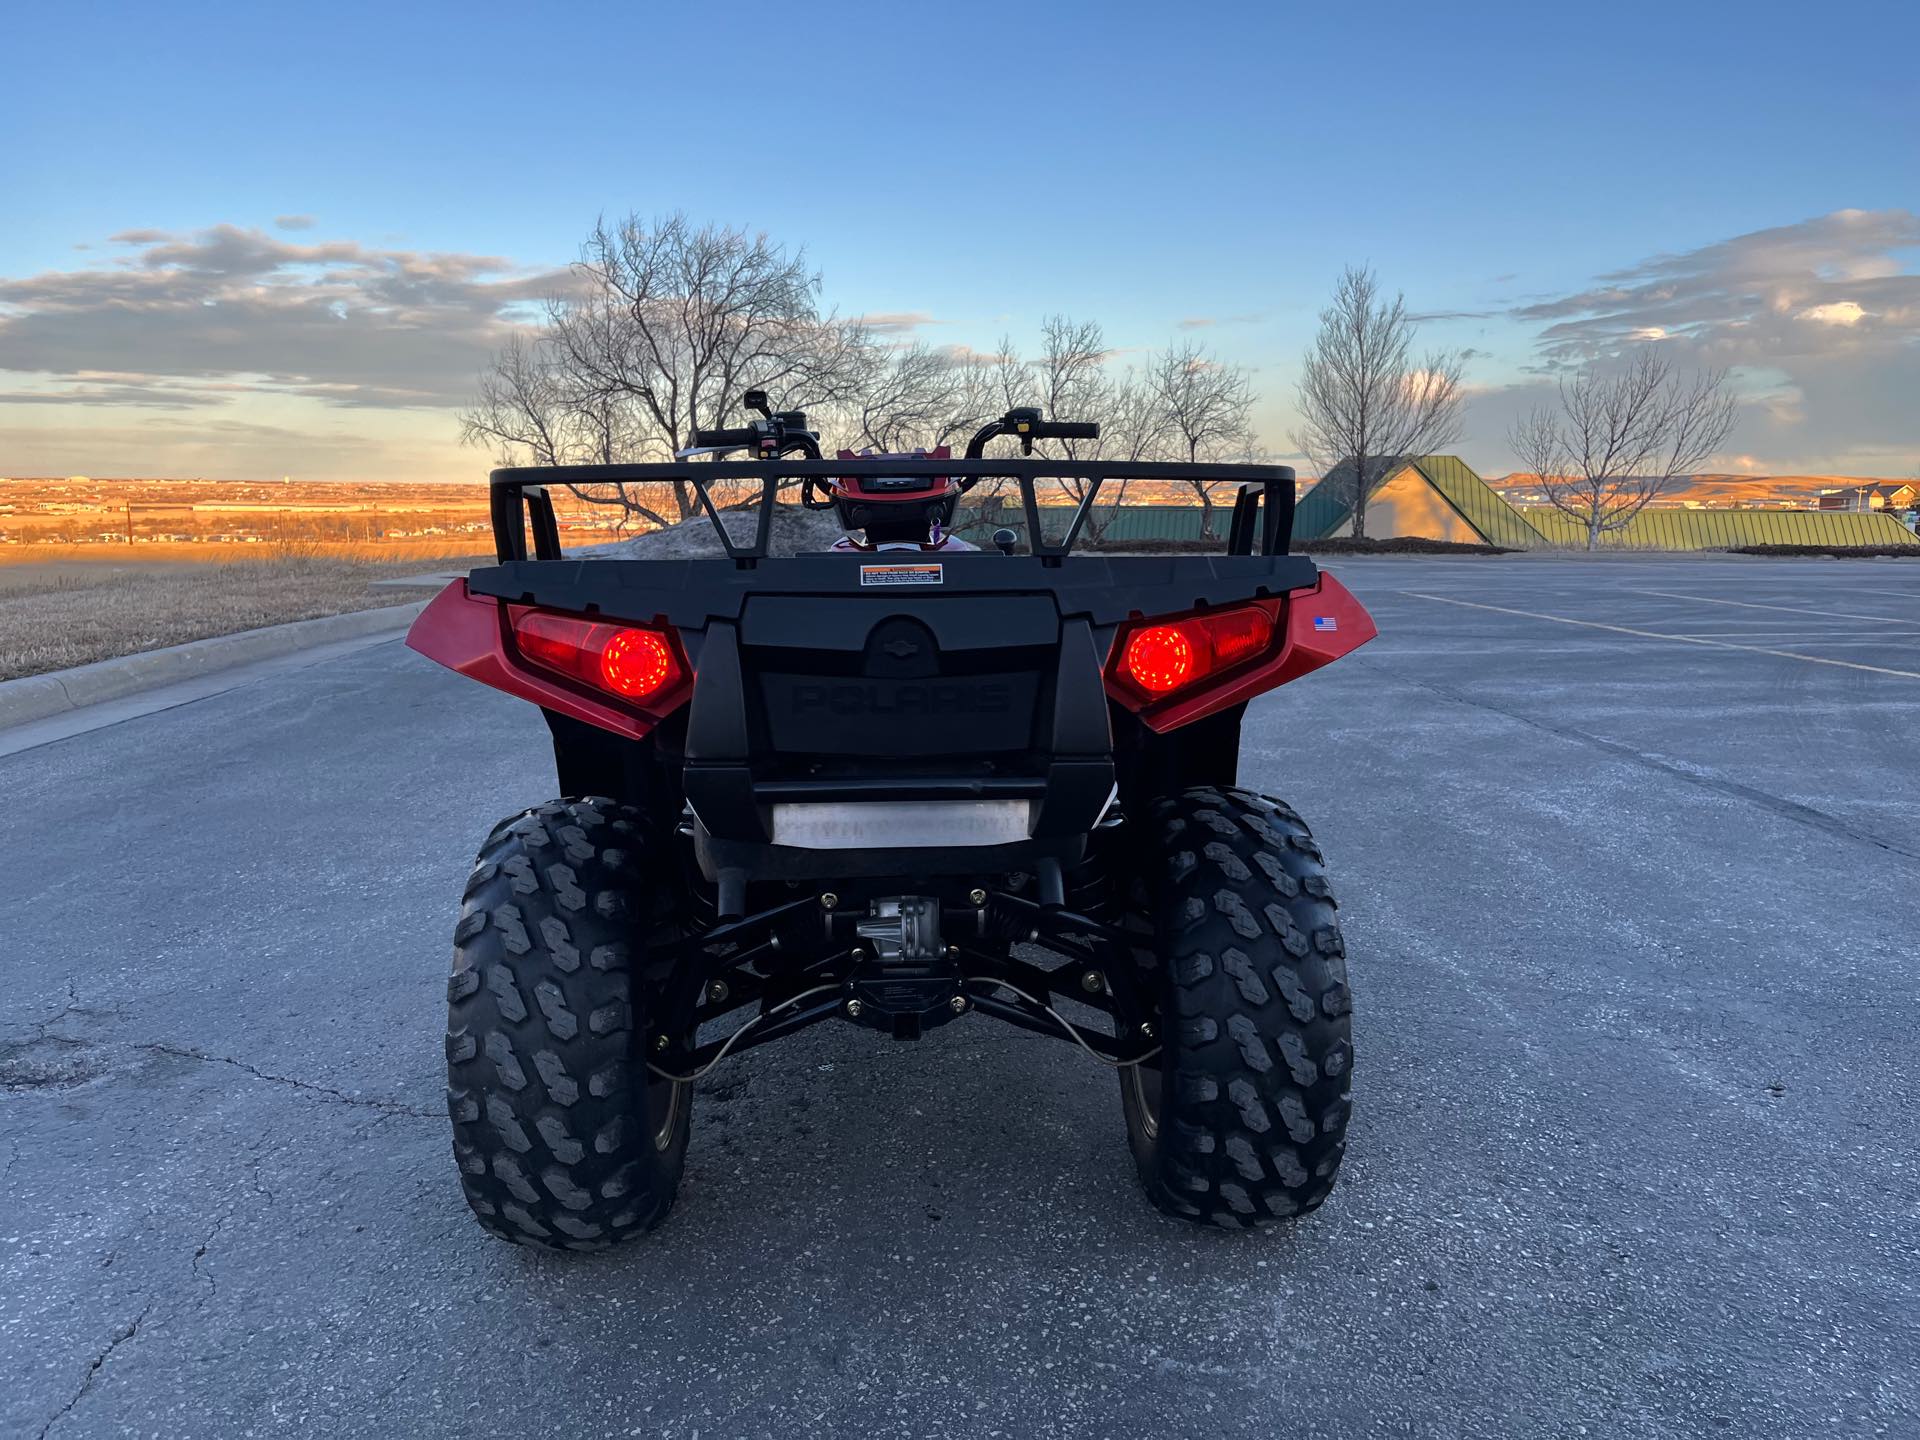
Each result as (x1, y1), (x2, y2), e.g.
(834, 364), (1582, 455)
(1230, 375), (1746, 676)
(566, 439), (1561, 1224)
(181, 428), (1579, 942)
(740, 593), (1058, 651)
(500, 551), (1319, 891)
(466, 552), (1320, 632)
(758, 673), (1042, 755)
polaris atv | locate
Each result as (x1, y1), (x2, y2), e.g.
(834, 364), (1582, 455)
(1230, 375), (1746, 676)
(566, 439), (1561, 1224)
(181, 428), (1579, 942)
(408, 396), (1376, 1249)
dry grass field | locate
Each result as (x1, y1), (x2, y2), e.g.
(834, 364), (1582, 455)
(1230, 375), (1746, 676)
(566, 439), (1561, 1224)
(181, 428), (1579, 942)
(0, 550), (478, 681)
(0, 476), (632, 562)
(0, 478), (545, 680)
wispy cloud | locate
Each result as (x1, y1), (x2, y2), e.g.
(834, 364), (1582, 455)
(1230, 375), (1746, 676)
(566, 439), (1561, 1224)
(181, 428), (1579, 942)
(0, 413), (412, 479)
(274, 214), (317, 231)
(1177, 313), (1264, 330)
(1495, 208), (1920, 471)
(852, 311), (939, 335)
(1513, 208), (1920, 364)
(932, 342), (1011, 365)
(0, 378), (223, 407)
(0, 223), (572, 410)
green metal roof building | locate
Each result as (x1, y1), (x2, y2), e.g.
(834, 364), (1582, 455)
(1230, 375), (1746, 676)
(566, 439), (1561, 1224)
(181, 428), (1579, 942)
(1294, 456), (1549, 548)
(953, 456), (1920, 551)
(1518, 504), (1918, 549)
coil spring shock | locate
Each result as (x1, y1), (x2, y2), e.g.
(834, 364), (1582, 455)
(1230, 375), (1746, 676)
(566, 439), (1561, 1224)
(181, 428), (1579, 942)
(1062, 808), (1129, 924)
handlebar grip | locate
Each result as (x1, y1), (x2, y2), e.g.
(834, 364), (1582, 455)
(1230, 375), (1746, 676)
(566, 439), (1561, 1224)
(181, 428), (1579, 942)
(1042, 421), (1100, 440)
(693, 427), (757, 447)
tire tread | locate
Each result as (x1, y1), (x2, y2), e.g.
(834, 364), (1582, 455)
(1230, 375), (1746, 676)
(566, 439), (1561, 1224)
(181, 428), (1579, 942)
(446, 797), (683, 1251)
(1126, 786), (1353, 1228)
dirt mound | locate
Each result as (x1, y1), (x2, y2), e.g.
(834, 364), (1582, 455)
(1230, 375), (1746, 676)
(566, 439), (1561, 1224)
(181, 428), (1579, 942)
(1726, 543), (1919, 558)
(571, 507), (847, 560)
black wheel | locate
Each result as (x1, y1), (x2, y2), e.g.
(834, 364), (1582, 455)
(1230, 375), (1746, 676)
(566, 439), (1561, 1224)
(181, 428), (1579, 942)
(1119, 786), (1354, 1228)
(445, 797), (690, 1250)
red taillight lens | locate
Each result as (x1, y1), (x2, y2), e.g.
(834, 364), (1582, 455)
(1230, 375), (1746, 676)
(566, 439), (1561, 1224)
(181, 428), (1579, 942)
(1113, 604), (1278, 700)
(1202, 606), (1274, 668)
(599, 628), (676, 697)
(1121, 624), (1196, 695)
(511, 611), (684, 705)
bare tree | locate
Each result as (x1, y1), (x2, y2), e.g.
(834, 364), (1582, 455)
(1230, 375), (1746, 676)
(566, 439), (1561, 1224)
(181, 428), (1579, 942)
(1146, 340), (1256, 536)
(1292, 266), (1466, 539)
(832, 340), (1006, 454)
(461, 333), (675, 530)
(461, 223), (1282, 550)
(461, 332), (572, 469)
(1509, 350), (1736, 550)
(462, 213), (871, 527)
(1024, 316), (1111, 437)
(980, 317), (1184, 541)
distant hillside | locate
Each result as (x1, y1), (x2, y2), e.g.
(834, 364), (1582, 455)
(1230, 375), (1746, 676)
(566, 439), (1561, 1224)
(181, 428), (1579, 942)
(1486, 473), (1915, 509)
(0, 475), (626, 556)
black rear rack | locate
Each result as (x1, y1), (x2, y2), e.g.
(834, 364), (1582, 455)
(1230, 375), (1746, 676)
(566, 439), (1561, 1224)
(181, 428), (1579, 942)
(489, 458), (1296, 567)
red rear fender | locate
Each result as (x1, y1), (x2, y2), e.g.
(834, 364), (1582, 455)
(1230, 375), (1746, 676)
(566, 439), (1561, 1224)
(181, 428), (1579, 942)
(407, 570), (1377, 745)
(1115, 571), (1377, 734)
(404, 580), (661, 741)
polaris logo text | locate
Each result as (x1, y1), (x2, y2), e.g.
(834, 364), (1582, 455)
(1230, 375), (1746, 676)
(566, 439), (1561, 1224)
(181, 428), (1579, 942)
(791, 682), (1012, 717)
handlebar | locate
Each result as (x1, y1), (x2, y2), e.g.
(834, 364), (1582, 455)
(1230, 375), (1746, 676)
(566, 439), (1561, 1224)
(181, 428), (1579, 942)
(702, 398), (1102, 474)
(692, 409), (823, 461)
(963, 409), (1102, 461)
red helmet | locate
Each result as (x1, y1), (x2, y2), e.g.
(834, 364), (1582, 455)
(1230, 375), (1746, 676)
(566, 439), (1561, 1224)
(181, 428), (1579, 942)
(830, 447), (959, 546)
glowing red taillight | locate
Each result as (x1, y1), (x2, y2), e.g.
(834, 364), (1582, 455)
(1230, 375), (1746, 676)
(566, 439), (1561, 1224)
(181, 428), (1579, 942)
(599, 627), (676, 697)
(1121, 624), (1197, 695)
(1112, 603), (1278, 700)
(511, 611), (685, 706)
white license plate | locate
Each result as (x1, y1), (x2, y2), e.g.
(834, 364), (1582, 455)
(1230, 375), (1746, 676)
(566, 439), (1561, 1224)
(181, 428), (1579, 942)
(770, 800), (1030, 849)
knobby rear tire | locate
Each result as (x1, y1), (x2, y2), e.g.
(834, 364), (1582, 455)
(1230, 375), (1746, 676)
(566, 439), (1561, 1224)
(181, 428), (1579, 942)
(445, 797), (689, 1251)
(1120, 786), (1355, 1228)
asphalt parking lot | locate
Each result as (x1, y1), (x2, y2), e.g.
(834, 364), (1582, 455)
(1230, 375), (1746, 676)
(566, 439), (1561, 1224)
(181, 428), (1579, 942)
(3, 553), (1916, 1438)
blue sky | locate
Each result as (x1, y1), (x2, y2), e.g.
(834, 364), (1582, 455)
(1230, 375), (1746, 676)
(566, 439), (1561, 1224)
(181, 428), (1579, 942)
(2, 0), (1916, 480)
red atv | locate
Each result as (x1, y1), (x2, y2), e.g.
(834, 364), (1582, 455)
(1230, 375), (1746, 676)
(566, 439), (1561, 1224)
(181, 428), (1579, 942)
(409, 398), (1376, 1249)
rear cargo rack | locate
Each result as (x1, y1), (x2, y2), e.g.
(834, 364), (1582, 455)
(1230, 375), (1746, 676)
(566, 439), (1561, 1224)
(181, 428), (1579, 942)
(489, 458), (1296, 567)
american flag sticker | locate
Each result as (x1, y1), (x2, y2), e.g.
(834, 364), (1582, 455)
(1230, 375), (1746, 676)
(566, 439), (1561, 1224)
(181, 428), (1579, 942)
(1313, 615), (1339, 632)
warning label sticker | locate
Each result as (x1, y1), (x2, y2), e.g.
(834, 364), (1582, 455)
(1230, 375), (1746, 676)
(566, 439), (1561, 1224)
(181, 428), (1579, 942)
(859, 564), (944, 588)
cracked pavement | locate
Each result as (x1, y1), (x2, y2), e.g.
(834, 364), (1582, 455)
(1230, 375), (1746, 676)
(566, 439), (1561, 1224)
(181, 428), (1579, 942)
(2, 554), (1916, 1437)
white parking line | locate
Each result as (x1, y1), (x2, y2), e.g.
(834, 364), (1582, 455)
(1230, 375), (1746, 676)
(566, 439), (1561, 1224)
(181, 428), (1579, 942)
(1627, 588), (1920, 624)
(1674, 631), (1920, 642)
(1834, 585), (1920, 602)
(1676, 637), (1920, 649)
(1402, 592), (1920, 680)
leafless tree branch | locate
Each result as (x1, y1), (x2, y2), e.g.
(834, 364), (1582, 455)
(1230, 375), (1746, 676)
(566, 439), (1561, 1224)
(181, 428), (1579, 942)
(1510, 349), (1736, 549)
(460, 220), (1283, 549)
(1292, 266), (1466, 539)
(1145, 340), (1256, 536)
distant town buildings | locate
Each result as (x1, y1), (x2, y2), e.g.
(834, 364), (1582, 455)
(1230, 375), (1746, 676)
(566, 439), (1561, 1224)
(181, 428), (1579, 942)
(0, 476), (640, 551)
(1814, 482), (1918, 513)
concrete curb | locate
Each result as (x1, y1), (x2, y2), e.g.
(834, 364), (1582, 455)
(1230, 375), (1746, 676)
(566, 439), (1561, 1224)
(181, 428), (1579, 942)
(0, 601), (429, 731)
